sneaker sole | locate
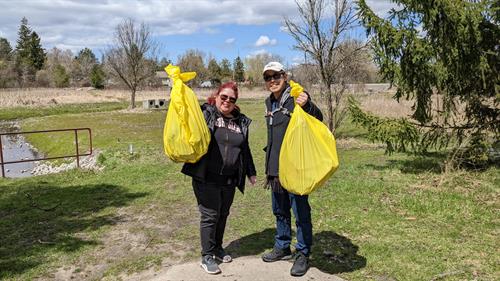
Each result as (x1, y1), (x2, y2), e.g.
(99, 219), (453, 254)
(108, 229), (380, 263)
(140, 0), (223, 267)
(262, 254), (293, 262)
(291, 270), (308, 277)
(200, 263), (221, 274)
(214, 255), (232, 263)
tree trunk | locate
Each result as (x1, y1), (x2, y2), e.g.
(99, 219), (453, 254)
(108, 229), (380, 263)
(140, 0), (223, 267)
(131, 88), (136, 109)
(326, 83), (334, 132)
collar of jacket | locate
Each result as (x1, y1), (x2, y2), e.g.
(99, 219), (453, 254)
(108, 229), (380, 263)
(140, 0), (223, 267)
(269, 82), (290, 102)
(202, 103), (252, 137)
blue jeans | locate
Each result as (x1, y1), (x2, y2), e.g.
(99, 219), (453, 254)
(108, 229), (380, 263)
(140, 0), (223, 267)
(272, 190), (312, 256)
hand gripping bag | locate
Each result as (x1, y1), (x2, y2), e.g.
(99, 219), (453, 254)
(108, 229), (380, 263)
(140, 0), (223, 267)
(278, 80), (339, 195)
(163, 64), (210, 163)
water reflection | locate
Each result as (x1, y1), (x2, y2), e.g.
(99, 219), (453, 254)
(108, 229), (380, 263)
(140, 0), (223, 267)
(0, 122), (40, 178)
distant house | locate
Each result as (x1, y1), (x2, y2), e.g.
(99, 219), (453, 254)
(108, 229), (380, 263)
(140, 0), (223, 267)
(155, 71), (171, 87)
(200, 81), (213, 88)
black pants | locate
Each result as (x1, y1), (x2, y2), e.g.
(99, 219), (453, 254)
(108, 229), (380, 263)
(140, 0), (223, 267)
(192, 179), (236, 256)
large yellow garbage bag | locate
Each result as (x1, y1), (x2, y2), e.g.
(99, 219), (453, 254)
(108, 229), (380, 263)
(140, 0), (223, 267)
(163, 64), (211, 163)
(279, 80), (339, 195)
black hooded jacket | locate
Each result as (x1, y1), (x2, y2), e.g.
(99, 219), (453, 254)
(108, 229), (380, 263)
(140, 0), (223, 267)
(264, 84), (323, 177)
(181, 103), (256, 193)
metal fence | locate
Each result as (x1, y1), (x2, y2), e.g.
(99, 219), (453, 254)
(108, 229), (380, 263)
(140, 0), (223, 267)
(0, 128), (92, 178)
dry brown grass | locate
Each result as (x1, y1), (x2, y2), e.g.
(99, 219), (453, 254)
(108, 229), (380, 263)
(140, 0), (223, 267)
(0, 86), (415, 119)
(356, 92), (413, 118)
(0, 87), (271, 108)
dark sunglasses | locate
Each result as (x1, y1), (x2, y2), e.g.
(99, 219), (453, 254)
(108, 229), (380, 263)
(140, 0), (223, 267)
(263, 72), (284, 82)
(219, 94), (237, 104)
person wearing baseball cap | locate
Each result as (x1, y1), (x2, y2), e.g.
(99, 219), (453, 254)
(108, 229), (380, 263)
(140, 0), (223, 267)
(260, 61), (323, 276)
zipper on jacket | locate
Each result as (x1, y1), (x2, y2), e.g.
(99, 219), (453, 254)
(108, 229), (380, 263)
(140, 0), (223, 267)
(220, 121), (230, 174)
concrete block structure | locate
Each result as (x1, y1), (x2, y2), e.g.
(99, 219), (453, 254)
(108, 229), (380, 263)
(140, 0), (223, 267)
(143, 99), (167, 109)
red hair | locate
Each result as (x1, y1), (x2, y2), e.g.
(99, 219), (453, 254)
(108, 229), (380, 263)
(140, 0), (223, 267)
(207, 81), (239, 105)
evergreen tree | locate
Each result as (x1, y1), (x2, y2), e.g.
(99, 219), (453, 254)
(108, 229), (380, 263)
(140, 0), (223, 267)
(220, 58), (232, 81)
(233, 56), (245, 82)
(74, 47), (97, 85)
(207, 58), (222, 85)
(14, 17), (45, 85)
(0, 38), (15, 88)
(353, 0), (499, 167)
(157, 57), (171, 71)
(15, 17), (32, 65)
(90, 64), (105, 89)
(0, 38), (12, 61)
(29, 31), (45, 70)
(52, 64), (70, 88)
(76, 48), (97, 64)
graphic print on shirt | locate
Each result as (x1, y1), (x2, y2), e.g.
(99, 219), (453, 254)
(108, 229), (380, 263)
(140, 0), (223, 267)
(214, 117), (242, 133)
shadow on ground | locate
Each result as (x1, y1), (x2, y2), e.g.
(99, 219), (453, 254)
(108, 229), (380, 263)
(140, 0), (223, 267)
(225, 228), (365, 275)
(312, 231), (366, 274)
(0, 181), (147, 279)
(224, 228), (275, 258)
(366, 153), (446, 174)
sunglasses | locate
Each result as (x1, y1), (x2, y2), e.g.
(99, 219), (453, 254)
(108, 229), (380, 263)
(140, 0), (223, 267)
(263, 72), (284, 82)
(219, 94), (237, 104)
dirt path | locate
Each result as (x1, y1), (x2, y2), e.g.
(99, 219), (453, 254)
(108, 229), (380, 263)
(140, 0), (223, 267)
(125, 256), (345, 281)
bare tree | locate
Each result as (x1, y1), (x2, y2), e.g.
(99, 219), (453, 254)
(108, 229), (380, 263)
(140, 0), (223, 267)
(245, 53), (283, 86)
(106, 19), (158, 108)
(284, 0), (365, 132)
(176, 49), (207, 86)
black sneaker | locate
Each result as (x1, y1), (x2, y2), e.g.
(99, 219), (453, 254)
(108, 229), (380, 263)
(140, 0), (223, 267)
(290, 252), (309, 277)
(262, 247), (292, 262)
(214, 248), (232, 263)
(200, 255), (221, 274)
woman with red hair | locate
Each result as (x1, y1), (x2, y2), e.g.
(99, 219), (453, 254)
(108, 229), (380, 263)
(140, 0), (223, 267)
(182, 81), (257, 275)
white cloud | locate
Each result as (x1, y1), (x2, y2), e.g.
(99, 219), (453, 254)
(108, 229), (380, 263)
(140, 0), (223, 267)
(255, 35), (277, 47)
(0, 0), (398, 55)
(279, 25), (289, 33)
(225, 38), (236, 44)
(365, 0), (399, 16)
(0, 0), (298, 51)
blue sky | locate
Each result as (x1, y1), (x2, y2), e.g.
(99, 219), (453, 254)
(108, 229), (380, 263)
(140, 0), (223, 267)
(0, 0), (396, 65)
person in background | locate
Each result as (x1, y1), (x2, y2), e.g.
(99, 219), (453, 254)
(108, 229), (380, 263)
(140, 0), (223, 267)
(181, 81), (257, 275)
(260, 62), (323, 277)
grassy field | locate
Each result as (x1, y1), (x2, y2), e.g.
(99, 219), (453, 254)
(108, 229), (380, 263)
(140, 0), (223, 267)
(0, 98), (498, 280)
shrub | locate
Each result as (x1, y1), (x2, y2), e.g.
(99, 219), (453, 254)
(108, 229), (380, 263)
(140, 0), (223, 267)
(90, 64), (105, 89)
(52, 64), (70, 88)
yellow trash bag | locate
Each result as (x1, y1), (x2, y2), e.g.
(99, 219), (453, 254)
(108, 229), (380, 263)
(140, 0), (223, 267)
(163, 64), (211, 163)
(279, 80), (339, 195)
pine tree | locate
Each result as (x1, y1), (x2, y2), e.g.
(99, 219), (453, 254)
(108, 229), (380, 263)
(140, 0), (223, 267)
(220, 58), (232, 81)
(74, 47), (97, 85)
(233, 56), (245, 82)
(0, 38), (12, 61)
(90, 64), (105, 89)
(207, 58), (222, 85)
(29, 31), (45, 70)
(0, 38), (14, 88)
(15, 17), (32, 65)
(14, 17), (45, 85)
(353, 0), (499, 167)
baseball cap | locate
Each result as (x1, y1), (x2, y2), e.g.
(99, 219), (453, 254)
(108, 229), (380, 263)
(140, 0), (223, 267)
(262, 61), (285, 74)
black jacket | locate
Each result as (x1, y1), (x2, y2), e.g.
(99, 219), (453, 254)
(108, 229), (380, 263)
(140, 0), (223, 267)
(264, 84), (323, 177)
(181, 103), (257, 193)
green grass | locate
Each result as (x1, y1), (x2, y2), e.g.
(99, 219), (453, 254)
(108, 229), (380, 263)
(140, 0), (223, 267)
(0, 100), (498, 280)
(0, 102), (128, 121)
